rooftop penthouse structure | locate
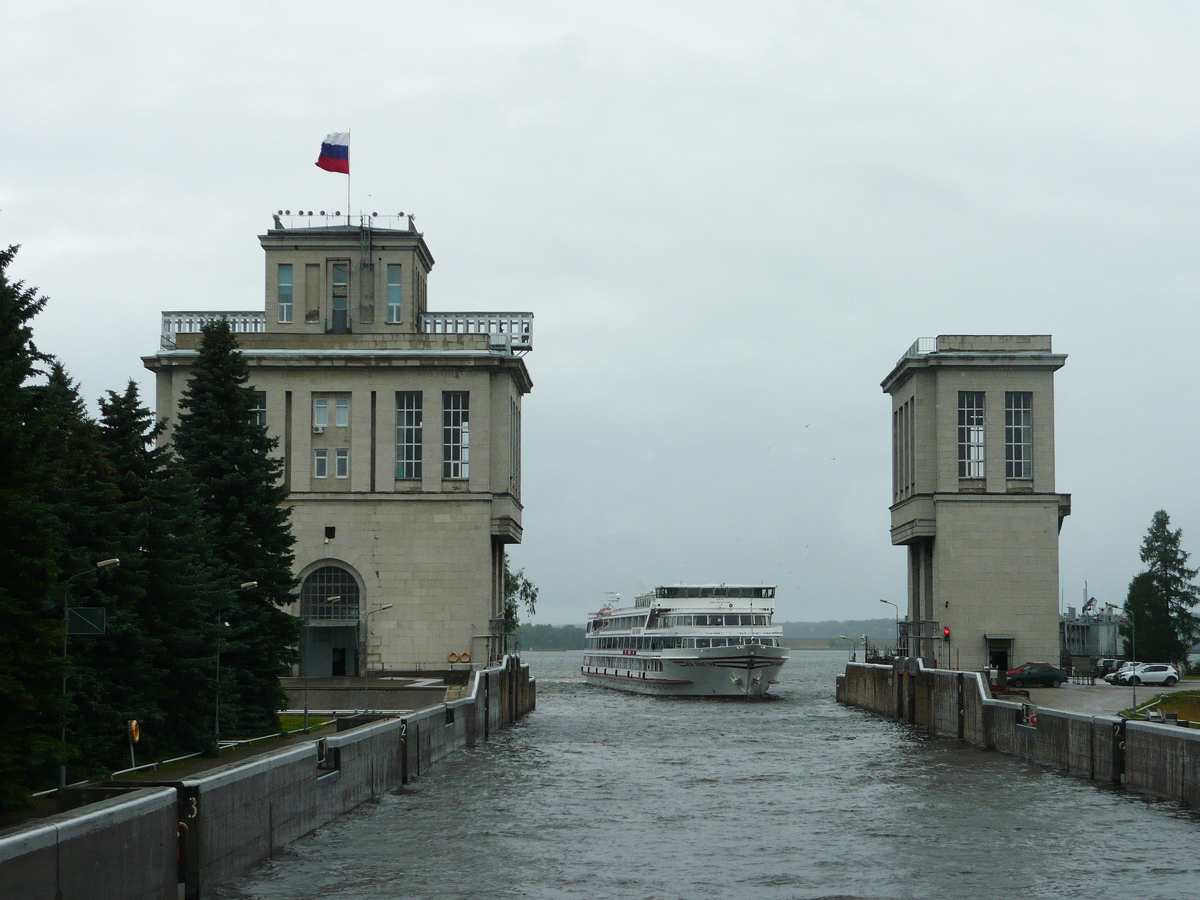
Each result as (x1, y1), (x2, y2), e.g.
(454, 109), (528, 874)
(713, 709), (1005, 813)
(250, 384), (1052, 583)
(144, 217), (533, 675)
(882, 335), (1070, 671)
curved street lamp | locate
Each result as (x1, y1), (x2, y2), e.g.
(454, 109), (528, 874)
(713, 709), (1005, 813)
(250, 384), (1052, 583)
(362, 604), (394, 713)
(213, 581), (258, 755)
(303, 595), (341, 733)
(880, 599), (899, 655)
(60, 557), (120, 787)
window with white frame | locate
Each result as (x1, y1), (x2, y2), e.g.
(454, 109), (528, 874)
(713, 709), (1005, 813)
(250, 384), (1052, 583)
(958, 391), (985, 478)
(442, 391), (469, 478)
(387, 264), (402, 324)
(335, 397), (349, 428)
(313, 398), (328, 428)
(396, 392), (422, 479)
(335, 448), (349, 479)
(250, 391), (266, 428)
(278, 264), (293, 323)
(314, 448), (328, 478)
(1005, 392), (1033, 478)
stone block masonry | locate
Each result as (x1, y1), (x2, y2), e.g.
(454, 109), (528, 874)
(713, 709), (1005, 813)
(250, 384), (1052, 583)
(837, 660), (1198, 808)
(0, 656), (535, 900)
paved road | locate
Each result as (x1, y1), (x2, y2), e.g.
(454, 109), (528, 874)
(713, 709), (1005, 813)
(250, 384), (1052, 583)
(1013, 679), (1196, 716)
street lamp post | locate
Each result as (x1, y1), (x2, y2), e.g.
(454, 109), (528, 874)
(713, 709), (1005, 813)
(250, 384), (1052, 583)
(59, 558), (120, 788)
(303, 595), (341, 733)
(362, 604), (395, 713)
(838, 634), (855, 662)
(1129, 610), (1137, 713)
(879, 599), (899, 655)
(1108, 603), (1138, 714)
(214, 581), (258, 756)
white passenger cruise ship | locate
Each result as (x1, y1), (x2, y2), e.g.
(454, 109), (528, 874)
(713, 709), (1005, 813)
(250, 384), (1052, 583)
(581, 585), (789, 698)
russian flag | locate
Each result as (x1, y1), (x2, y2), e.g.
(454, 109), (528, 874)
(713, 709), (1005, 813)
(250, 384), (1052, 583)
(316, 132), (350, 174)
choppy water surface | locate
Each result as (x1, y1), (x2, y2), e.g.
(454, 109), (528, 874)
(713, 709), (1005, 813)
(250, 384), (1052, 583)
(224, 650), (1199, 900)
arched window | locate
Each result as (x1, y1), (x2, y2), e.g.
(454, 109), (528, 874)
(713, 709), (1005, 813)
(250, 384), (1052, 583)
(300, 566), (360, 621)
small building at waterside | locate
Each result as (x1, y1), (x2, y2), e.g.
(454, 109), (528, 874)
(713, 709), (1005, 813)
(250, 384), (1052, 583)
(143, 215), (533, 675)
(882, 335), (1070, 672)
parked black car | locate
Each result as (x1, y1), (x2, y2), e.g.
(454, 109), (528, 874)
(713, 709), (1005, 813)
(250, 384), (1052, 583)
(1006, 662), (1068, 687)
(1094, 658), (1125, 676)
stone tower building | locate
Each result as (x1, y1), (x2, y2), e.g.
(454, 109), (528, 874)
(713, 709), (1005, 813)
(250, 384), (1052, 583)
(881, 335), (1070, 671)
(144, 218), (533, 676)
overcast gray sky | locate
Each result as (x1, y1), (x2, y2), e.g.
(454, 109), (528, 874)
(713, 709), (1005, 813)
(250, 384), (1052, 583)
(4, 2), (1200, 625)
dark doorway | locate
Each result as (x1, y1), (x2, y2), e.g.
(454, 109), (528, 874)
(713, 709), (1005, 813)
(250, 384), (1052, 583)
(987, 639), (1012, 671)
(331, 647), (347, 676)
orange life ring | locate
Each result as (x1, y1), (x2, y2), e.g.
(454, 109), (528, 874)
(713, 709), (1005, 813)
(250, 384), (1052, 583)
(460, 651), (471, 663)
(447, 652), (460, 663)
(128, 719), (140, 744)
(1029, 713), (1038, 727)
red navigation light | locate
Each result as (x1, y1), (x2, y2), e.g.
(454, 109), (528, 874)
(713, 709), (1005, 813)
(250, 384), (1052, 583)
(942, 627), (951, 641)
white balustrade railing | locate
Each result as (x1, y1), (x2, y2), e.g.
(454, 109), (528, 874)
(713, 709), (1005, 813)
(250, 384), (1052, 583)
(160, 309), (534, 352)
(160, 311), (266, 349)
(896, 336), (936, 368)
(419, 312), (533, 351)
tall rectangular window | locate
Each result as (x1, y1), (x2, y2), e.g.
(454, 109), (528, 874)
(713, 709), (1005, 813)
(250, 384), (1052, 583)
(331, 262), (349, 333)
(314, 449), (328, 478)
(958, 391), (985, 478)
(314, 397), (328, 427)
(443, 391), (469, 478)
(396, 392), (423, 479)
(387, 264), (403, 324)
(1005, 392), (1033, 478)
(335, 448), (349, 479)
(250, 391), (267, 428)
(510, 398), (521, 500)
(335, 397), (349, 427)
(278, 264), (293, 323)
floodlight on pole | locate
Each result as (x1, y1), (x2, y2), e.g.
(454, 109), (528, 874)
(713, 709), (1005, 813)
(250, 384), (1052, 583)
(60, 558), (121, 787)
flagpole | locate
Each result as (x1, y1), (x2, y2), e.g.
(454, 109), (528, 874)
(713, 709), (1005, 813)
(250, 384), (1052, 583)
(347, 129), (351, 223)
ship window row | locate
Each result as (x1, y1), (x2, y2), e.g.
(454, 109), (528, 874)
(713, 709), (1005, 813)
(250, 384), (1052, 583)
(583, 656), (664, 672)
(655, 587), (775, 599)
(585, 636), (779, 650)
(587, 615), (648, 633)
(657, 614), (768, 628)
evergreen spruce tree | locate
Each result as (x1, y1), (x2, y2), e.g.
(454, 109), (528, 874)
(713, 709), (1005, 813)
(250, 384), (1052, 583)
(1122, 510), (1200, 665)
(36, 363), (163, 776)
(0, 246), (65, 806)
(172, 320), (298, 735)
(99, 382), (224, 757)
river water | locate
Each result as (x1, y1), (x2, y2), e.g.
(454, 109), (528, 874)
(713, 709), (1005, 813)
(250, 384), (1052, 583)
(223, 650), (1199, 900)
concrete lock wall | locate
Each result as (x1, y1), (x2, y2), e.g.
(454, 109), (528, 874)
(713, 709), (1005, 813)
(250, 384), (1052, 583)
(0, 787), (177, 900)
(0, 656), (535, 900)
(837, 660), (1196, 807)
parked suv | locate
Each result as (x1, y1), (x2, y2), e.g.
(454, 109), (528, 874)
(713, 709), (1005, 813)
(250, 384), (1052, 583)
(1126, 664), (1180, 687)
(1006, 662), (1067, 688)
(1106, 661), (1142, 684)
(1095, 658), (1124, 676)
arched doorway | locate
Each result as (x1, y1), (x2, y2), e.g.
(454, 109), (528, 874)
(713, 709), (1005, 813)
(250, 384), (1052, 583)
(300, 565), (361, 677)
